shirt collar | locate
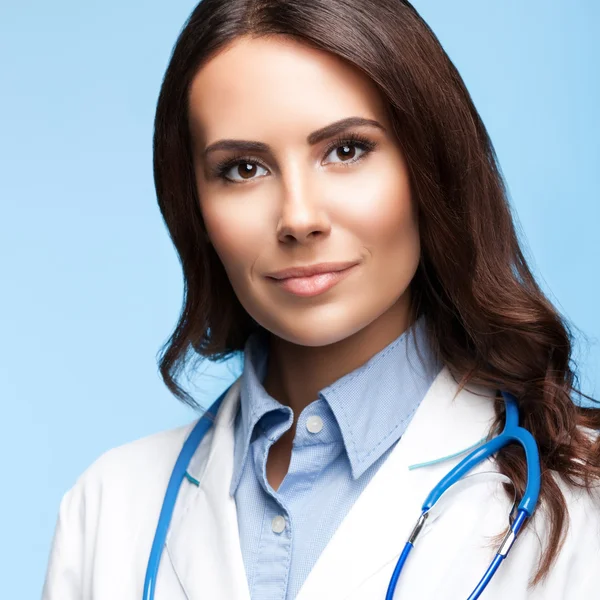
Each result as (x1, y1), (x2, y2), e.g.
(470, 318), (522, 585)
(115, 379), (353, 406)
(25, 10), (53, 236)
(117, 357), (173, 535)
(229, 316), (442, 496)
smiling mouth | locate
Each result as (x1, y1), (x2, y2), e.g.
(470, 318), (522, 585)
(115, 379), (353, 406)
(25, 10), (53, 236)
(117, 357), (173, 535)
(268, 264), (358, 297)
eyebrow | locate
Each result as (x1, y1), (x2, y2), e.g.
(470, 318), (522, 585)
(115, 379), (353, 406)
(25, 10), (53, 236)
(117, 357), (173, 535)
(202, 116), (385, 158)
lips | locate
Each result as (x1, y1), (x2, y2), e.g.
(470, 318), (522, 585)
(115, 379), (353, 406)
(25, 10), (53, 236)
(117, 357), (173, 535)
(266, 261), (359, 280)
(268, 263), (358, 297)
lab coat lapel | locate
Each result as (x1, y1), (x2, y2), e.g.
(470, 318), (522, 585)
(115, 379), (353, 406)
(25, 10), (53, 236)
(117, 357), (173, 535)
(165, 378), (251, 600)
(295, 365), (499, 600)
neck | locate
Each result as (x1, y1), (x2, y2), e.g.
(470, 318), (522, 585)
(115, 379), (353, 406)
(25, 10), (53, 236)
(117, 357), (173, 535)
(262, 293), (414, 423)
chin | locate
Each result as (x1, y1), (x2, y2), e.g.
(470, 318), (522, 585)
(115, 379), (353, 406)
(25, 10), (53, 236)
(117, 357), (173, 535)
(255, 309), (374, 348)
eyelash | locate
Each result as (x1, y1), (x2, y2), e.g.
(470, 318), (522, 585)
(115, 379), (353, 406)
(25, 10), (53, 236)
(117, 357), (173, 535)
(212, 132), (378, 184)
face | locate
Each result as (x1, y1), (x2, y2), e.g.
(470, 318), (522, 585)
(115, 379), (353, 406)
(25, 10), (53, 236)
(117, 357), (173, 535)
(188, 35), (420, 347)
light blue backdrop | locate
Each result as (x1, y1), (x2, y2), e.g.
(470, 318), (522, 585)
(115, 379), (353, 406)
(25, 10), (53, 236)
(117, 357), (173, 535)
(0, 1), (597, 596)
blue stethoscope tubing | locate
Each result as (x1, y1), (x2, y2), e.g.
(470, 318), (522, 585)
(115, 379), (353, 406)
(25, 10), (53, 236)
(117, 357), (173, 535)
(142, 388), (228, 600)
(385, 390), (541, 600)
(143, 388), (540, 600)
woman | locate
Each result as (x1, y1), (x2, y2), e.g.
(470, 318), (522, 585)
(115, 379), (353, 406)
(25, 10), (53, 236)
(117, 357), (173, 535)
(42, 1), (600, 598)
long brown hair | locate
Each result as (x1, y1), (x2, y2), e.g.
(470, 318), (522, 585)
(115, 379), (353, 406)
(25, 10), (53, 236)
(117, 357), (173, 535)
(152, 0), (600, 585)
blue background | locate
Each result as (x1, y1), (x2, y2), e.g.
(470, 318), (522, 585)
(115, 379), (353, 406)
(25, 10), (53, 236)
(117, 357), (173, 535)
(1, 1), (597, 596)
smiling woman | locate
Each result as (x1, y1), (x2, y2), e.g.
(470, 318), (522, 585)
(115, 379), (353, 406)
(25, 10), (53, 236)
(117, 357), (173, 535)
(187, 35), (418, 348)
(42, 1), (600, 600)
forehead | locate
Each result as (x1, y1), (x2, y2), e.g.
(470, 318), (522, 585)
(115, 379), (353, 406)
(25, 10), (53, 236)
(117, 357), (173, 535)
(188, 35), (387, 145)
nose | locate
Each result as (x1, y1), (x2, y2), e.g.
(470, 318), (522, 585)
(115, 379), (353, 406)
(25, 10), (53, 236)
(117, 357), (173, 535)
(275, 167), (331, 244)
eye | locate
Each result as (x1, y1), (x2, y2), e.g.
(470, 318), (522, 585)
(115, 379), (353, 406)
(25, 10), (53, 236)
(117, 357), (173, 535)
(215, 158), (269, 184)
(322, 133), (377, 167)
(213, 132), (377, 184)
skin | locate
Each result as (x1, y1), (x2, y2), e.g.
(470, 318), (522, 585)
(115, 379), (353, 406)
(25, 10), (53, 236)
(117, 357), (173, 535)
(188, 35), (420, 490)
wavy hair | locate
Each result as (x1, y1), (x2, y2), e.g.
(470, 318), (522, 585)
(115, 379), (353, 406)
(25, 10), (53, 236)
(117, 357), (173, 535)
(152, 0), (600, 585)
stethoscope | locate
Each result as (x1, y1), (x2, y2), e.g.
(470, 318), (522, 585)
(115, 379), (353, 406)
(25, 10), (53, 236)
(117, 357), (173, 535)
(142, 387), (541, 600)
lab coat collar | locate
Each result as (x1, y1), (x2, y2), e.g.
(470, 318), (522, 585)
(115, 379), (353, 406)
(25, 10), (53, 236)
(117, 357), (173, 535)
(165, 364), (497, 600)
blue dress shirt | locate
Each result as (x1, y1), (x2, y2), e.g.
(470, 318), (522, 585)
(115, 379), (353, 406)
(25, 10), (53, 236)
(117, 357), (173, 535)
(231, 316), (442, 600)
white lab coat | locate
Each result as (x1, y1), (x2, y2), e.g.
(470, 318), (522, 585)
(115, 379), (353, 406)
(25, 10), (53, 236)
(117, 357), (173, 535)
(42, 365), (600, 599)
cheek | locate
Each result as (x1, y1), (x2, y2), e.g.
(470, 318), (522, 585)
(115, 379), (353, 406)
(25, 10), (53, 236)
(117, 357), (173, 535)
(201, 198), (266, 281)
(352, 182), (420, 315)
(343, 164), (419, 259)
(361, 194), (417, 247)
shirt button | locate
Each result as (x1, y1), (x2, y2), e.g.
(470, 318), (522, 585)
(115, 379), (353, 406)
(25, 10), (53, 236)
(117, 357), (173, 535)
(271, 515), (286, 534)
(306, 415), (323, 433)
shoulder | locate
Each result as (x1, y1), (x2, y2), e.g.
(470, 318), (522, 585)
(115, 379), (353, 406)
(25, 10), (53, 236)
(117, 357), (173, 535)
(538, 427), (600, 550)
(524, 458), (600, 596)
(57, 420), (201, 527)
(557, 475), (600, 533)
(61, 379), (241, 515)
(558, 428), (600, 540)
(75, 420), (198, 497)
(554, 477), (600, 592)
(42, 420), (203, 597)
